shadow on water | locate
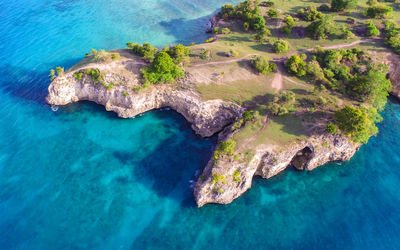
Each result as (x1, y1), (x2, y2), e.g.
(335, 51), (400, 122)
(0, 58), (84, 105)
(59, 101), (217, 207)
(158, 10), (219, 45)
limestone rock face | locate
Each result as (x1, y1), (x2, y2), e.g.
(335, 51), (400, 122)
(47, 75), (242, 137)
(389, 58), (400, 100)
(47, 58), (361, 208)
(194, 134), (359, 207)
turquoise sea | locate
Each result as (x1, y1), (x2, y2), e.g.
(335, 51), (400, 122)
(1, 0), (400, 249)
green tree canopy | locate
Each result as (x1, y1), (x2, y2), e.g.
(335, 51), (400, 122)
(331, 0), (358, 12)
(141, 52), (184, 84)
(335, 106), (381, 143)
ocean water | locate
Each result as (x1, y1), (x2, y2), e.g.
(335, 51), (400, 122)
(1, 0), (400, 249)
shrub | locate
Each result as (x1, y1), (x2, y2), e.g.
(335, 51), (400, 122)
(252, 56), (273, 74)
(243, 22), (250, 31)
(94, 49), (109, 62)
(325, 122), (339, 134)
(269, 62), (277, 72)
(55, 66), (64, 76)
(212, 27), (231, 34)
(286, 54), (307, 77)
(242, 110), (259, 121)
(233, 171), (241, 182)
(366, 4), (393, 18)
(260, 1), (274, 7)
(169, 44), (190, 64)
(297, 7), (323, 21)
(318, 4), (331, 12)
(214, 139), (236, 159)
(383, 21), (400, 54)
(111, 53), (120, 60)
(254, 27), (271, 42)
(141, 52), (184, 84)
(273, 40), (289, 53)
(49, 69), (56, 80)
(267, 9), (279, 18)
(211, 174), (227, 184)
(365, 21), (380, 37)
(282, 15), (295, 34)
(123, 91), (128, 97)
(200, 49), (211, 60)
(205, 37), (215, 43)
(126, 42), (158, 62)
(341, 27), (355, 39)
(73, 72), (83, 80)
(306, 15), (335, 39)
(228, 49), (239, 57)
(331, 0), (358, 12)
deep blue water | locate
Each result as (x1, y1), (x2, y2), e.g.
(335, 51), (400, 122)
(1, 0), (400, 249)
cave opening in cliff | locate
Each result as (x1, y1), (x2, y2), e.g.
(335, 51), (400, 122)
(290, 146), (314, 171)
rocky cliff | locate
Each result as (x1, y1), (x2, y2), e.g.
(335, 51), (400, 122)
(46, 54), (372, 208)
(47, 70), (241, 137)
(194, 133), (359, 207)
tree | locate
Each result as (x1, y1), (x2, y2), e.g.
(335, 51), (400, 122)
(306, 15), (336, 40)
(49, 69), (56, 80)
(297, 7), (323, 21)
(335, 106), (380, 143)
(252, 56), (273, 75)
(286, 54), (307, 77)
(341, 26), (355, 39)
(273, 40), (290, 53)
(348, 64), (392, 110)
(141, 52), (184, 84)
(251, 15), (266, 30)
(267, 8), (279, 18)
(365, 21), (380, 37)
(331, 0), (358, 12)
(254, 27), (271, 42)
(282, 15), (295, 34)
(126, 42), (158, 62)
(169, 44), (190, 64)
(366, 4), (393, 19)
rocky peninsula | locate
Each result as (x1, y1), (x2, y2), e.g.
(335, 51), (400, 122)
(47, 0), (400, 206)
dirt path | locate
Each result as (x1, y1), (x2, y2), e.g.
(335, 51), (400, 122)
(195, 54), (259, 67)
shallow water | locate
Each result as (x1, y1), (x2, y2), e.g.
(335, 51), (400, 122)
(1, 0), (400, 249)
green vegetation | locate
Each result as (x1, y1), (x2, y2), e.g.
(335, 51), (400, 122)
(306, 15), (335, 40)
(270, 90), (297, 115)
(254, 27), (271, 42)
(281, 15), (295, 34)
(214, 139), (236, 159)
(365, 21), (380, 37)
(211, 173), (227, 184)
(335, 106), (381, 143)
(273, 40), (289, 53)
(141, 52), (184, 84)
(73, 72), (83, 80)
(365, 4), (392, 18)
(126, 42), (158, 62)
(384, 21), (400, 53)
(168, 44), (191, 64)
(123, 91), (128, 97)
(220, 0), (265, 30)
(267, 8), (279, 18)
(331, 0), (358, 12)
(286, 54), (307, 77)
(200, 49), (211, 60)
(297, 7), (323, 21)
(205, 37), (215, 43)
(233, 171), (241, 182)
(325, 122), (339, 134)
(213, 27), (232, 34)
(251, 56), (276, 74)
